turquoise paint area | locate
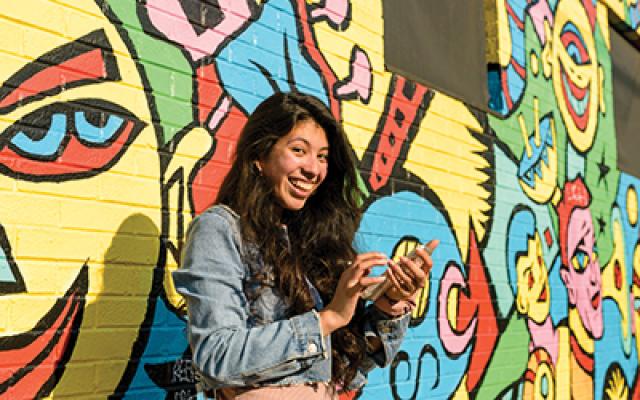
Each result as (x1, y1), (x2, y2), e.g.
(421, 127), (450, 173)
(356, 191), (470, 399)
(216, 0), (329, 114)
(0, 252), (15, 283)
(484, 145), (561, 319)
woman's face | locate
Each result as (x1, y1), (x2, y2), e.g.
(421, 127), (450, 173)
(257, 119), (329, 210)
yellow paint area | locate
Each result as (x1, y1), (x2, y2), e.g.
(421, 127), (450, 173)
(523, 349), (556, 400)
(556, 326), (571, 400)
(0, 0), (162, 397)
(405, 92), (490, 260)
(163, 127), (214, 310)
(569, 307), (594, 354)
(515, 233), (551, 324)
(602, 219), (630, 342)
(633, 244), (640, 358)
(627, 186), (638, 226)
(496, 0), (513, 68)
(604, 365), (630, 399)
(545, 0), (601, 153)
(311, 0), (390, 159)
(451, 375), (470, 400)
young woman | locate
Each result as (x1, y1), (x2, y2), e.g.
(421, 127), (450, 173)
(173, 92), (436, 399)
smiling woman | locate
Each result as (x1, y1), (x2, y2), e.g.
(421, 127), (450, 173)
(256, 119), (329, 211)
(174, 92), (438, 398)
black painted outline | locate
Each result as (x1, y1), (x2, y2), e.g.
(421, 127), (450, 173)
(0, 29), (121, 115)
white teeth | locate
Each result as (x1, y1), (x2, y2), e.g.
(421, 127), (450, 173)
(290, 179), (314, 192)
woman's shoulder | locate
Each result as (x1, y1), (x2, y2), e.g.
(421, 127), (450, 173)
(202, 204), (239, 221)
(189, 204), (240, 234)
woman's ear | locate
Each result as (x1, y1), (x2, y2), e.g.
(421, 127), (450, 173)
(254, 160), (263, 175)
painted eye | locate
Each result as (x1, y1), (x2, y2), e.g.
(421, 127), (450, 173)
(0, 99), (145, 181)
(571, 250), (589, 271)
(560, 22), (591, 66)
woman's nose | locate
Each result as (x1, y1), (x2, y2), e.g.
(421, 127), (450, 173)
(301, 156), (320, 177)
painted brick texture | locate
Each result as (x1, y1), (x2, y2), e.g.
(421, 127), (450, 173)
(0, 0), (638, 399)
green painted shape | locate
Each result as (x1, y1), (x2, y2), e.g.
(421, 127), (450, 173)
(108, 1), (194, 144)
(583, 21), (619, 264)
(488, 15), (568, 189)
(474, 311), (530, 400)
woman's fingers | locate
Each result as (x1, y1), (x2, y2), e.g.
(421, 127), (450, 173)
(346, 253), (387, 288)
(385, 264), (412, 297)
(359, 275), (387, 287)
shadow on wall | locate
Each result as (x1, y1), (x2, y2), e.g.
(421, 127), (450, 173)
(99, 214), (197, 398)
(84, 213), (161, 398)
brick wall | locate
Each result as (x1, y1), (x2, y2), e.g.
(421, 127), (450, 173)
(0, 0), (638, 398)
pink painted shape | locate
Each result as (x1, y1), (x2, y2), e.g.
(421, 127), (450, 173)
(528, 0), (554, 44)
(438, 265), (476, 355)
(146, 0), (252, 61)
(528, 316), (559, 365)
(335, 47), (372, 103)
(208, 96), (232, 132)
(310, 0), (349, 26)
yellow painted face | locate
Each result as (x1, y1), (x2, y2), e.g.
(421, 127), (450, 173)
(549, 0), (600, 152)
(0, 0), (161, 397)
(516, 233), (551, 323)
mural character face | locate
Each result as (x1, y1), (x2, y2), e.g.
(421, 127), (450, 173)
(548, 0), (601, 153)
(516, 233), (551, 323)
(561, 207), (603, 339)
(0, 0), (161, 397)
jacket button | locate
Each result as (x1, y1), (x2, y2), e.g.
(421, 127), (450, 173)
(308, 342), (318, 353)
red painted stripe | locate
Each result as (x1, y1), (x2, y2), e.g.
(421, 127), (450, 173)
(0, 49), (106, 110)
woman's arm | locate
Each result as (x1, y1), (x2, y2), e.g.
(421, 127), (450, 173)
(173, 210), (328, 386)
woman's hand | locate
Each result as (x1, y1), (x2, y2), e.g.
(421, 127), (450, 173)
(384, 240), (439, 302)
(318, 252), (388, 336)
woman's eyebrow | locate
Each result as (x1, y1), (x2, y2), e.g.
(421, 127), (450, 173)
(0, 29), (121, 114)
(287, 137), (329, 150)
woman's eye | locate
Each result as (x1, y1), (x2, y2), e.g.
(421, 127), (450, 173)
(0, 99), (144, 181)
(318, 153), (329, 162)
(291, 147), (305, 155)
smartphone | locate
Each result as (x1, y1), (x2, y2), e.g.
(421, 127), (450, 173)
(361, 243), (435, 301)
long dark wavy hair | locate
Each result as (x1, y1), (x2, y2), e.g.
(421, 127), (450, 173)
(216, 92), (367, 387)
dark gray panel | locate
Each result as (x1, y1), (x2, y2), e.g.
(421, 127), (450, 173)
(611, 27), (640, 175)
(383, 0), (488, 111)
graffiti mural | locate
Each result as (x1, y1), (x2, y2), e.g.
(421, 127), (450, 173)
(0, 0), (639, 398)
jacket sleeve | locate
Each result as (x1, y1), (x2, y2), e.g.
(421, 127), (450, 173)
(172, 210), (328, 386)
(359, 305), (411, 372)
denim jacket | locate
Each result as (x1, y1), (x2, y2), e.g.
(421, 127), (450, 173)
(172, 205), (410, 392)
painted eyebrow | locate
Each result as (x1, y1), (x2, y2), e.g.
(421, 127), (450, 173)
(287, 137), (329, 151)
(0, 29), (120, 114)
